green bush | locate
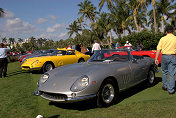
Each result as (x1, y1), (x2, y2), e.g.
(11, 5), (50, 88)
(115, 31), (165, 50)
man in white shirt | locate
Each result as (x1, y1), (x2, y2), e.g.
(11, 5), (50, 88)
(124, 41), (132, 46)
(0, 43), (10, 78)
(92, 40), (101, 54)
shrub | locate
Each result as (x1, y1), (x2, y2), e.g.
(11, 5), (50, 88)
(115, 31), (165, 50)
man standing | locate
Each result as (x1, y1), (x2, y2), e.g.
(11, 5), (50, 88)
(155, 25), (176, 94)
(124, 41), (132, 46)
(76, 43), (81, 52)
(92, 40), (101, 54)
(0, 43), (10, 78)
(115, 41), (119, 49)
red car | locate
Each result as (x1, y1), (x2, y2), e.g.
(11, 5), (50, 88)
(18, 50), (44, 63)
(118, 46), (162, 64)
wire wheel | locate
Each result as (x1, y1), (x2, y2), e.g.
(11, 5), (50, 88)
(101, 84), (115, 104)
(43, 63), (54, 73)
(96, 79), (118, 107)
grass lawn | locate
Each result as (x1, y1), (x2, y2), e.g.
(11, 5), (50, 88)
(0, 62), (176, 118)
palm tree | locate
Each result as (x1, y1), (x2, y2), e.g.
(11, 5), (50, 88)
(148, 6), (161, 32)
(0, 8), (4, 17)
(67, 20), (82, 38)
(58, 39), (66, 48)
(37, 38), (43, 47)
(110, 0), (131, 37)
(156, 0), (174, 33)
(9, 38), (15, 45)
(2, 37), (7, 43)
(166, 2), (176, 28)
(29, 37), (37, 51)
(78, 0), (97, 25)
(152, 0), (158, 33)
(18, 38), (23, 43)
(94, 13), (111, 46)
(99, 0), (115, 11)
(126, 0), (142, 32)
(136, 9), (148, 32)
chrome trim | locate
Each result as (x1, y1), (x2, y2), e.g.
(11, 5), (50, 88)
(40, 94), (96, 103)
(31, 67), (41, 69)
(66, 94), (96, 101)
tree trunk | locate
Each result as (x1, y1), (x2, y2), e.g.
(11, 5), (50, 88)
(139, 25), (141, 32)
(105, 32), (110, 48)
(109, 30), (112, 44)
(133, 10), (140, 32)
(123, 28), (125, 37)
(161, 16), (164, 33)
(122, 21), (125, 37)
(153, 0), (157, 33)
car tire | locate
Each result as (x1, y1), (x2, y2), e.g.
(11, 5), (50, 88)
(78, 59), (85, 63)
(96, 78), (118, 107)
(43, 62), (54, 73)
(147, 69), (155, 86)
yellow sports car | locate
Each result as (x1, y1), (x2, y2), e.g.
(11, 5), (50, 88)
(21, 49), (90, 73)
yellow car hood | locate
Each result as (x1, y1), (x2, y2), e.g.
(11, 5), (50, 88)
(22, 56), (54, 65)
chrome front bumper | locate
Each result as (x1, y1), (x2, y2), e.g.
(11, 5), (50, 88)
(35, 91), (96, 103)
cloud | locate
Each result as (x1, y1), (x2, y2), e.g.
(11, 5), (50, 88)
(48, 15), (57, 21)
(36, 18), (48, 24)
(36, 15), (57, 24)
(47, 24), (64, 32)
(0, 10), (68, 41)
(6, 18), (37, 33)
(59, 33), (67, 38)
(3, 10), (15, 18)
(38, 32), (68, 40)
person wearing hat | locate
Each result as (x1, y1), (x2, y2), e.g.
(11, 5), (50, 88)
(124, 41), (132, 46)
(0, 43), (10, 78)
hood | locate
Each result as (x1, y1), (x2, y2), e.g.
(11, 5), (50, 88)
(23, 56), (54, 64)
(38, 62), (118, 93)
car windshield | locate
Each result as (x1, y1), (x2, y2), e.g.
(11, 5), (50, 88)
(32, 50), (43, 54)
(88, 49), (131, 62)
(119, 46), (139, 51)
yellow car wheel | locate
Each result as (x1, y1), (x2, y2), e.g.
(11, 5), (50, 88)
(42, 62), (54, 73)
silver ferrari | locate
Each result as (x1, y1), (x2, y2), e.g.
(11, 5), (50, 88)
(36, 49), (157, 107)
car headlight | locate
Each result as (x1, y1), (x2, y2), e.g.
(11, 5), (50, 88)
(70, 75), (89, 92)
(40, 73), (50, 84)
(31, 60), (39, 67)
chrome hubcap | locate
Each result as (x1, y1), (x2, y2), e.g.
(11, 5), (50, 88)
(101, 84), (114, 104)
(46, 64), (53, 71)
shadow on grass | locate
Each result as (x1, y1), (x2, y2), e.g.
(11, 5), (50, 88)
(46, 115), (60, 118)
(31, 70), (44, 74)
(49, 77), (162, 111)
(6, 70), (29, 77)
(117, 77), (162, 103)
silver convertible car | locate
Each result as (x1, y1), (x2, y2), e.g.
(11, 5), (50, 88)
(36, 49), (157, 107)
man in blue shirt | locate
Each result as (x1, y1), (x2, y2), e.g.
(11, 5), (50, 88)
(115, 41), (119, 49)
(0, 43), (10, 78)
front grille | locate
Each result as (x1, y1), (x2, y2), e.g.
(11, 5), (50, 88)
(22, 66), (30, 69)
(41, 91), (68, 100)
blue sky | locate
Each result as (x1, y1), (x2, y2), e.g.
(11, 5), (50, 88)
(0, 0), (102, 41)
(0, 0), (175, 42)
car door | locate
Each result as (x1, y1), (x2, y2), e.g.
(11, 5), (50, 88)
(129, 55), (148, 85)
(116, 62), (133, 90)
(62, 50), (78, 65)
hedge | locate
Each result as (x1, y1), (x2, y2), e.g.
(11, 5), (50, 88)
(114, 30), (165, 50)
